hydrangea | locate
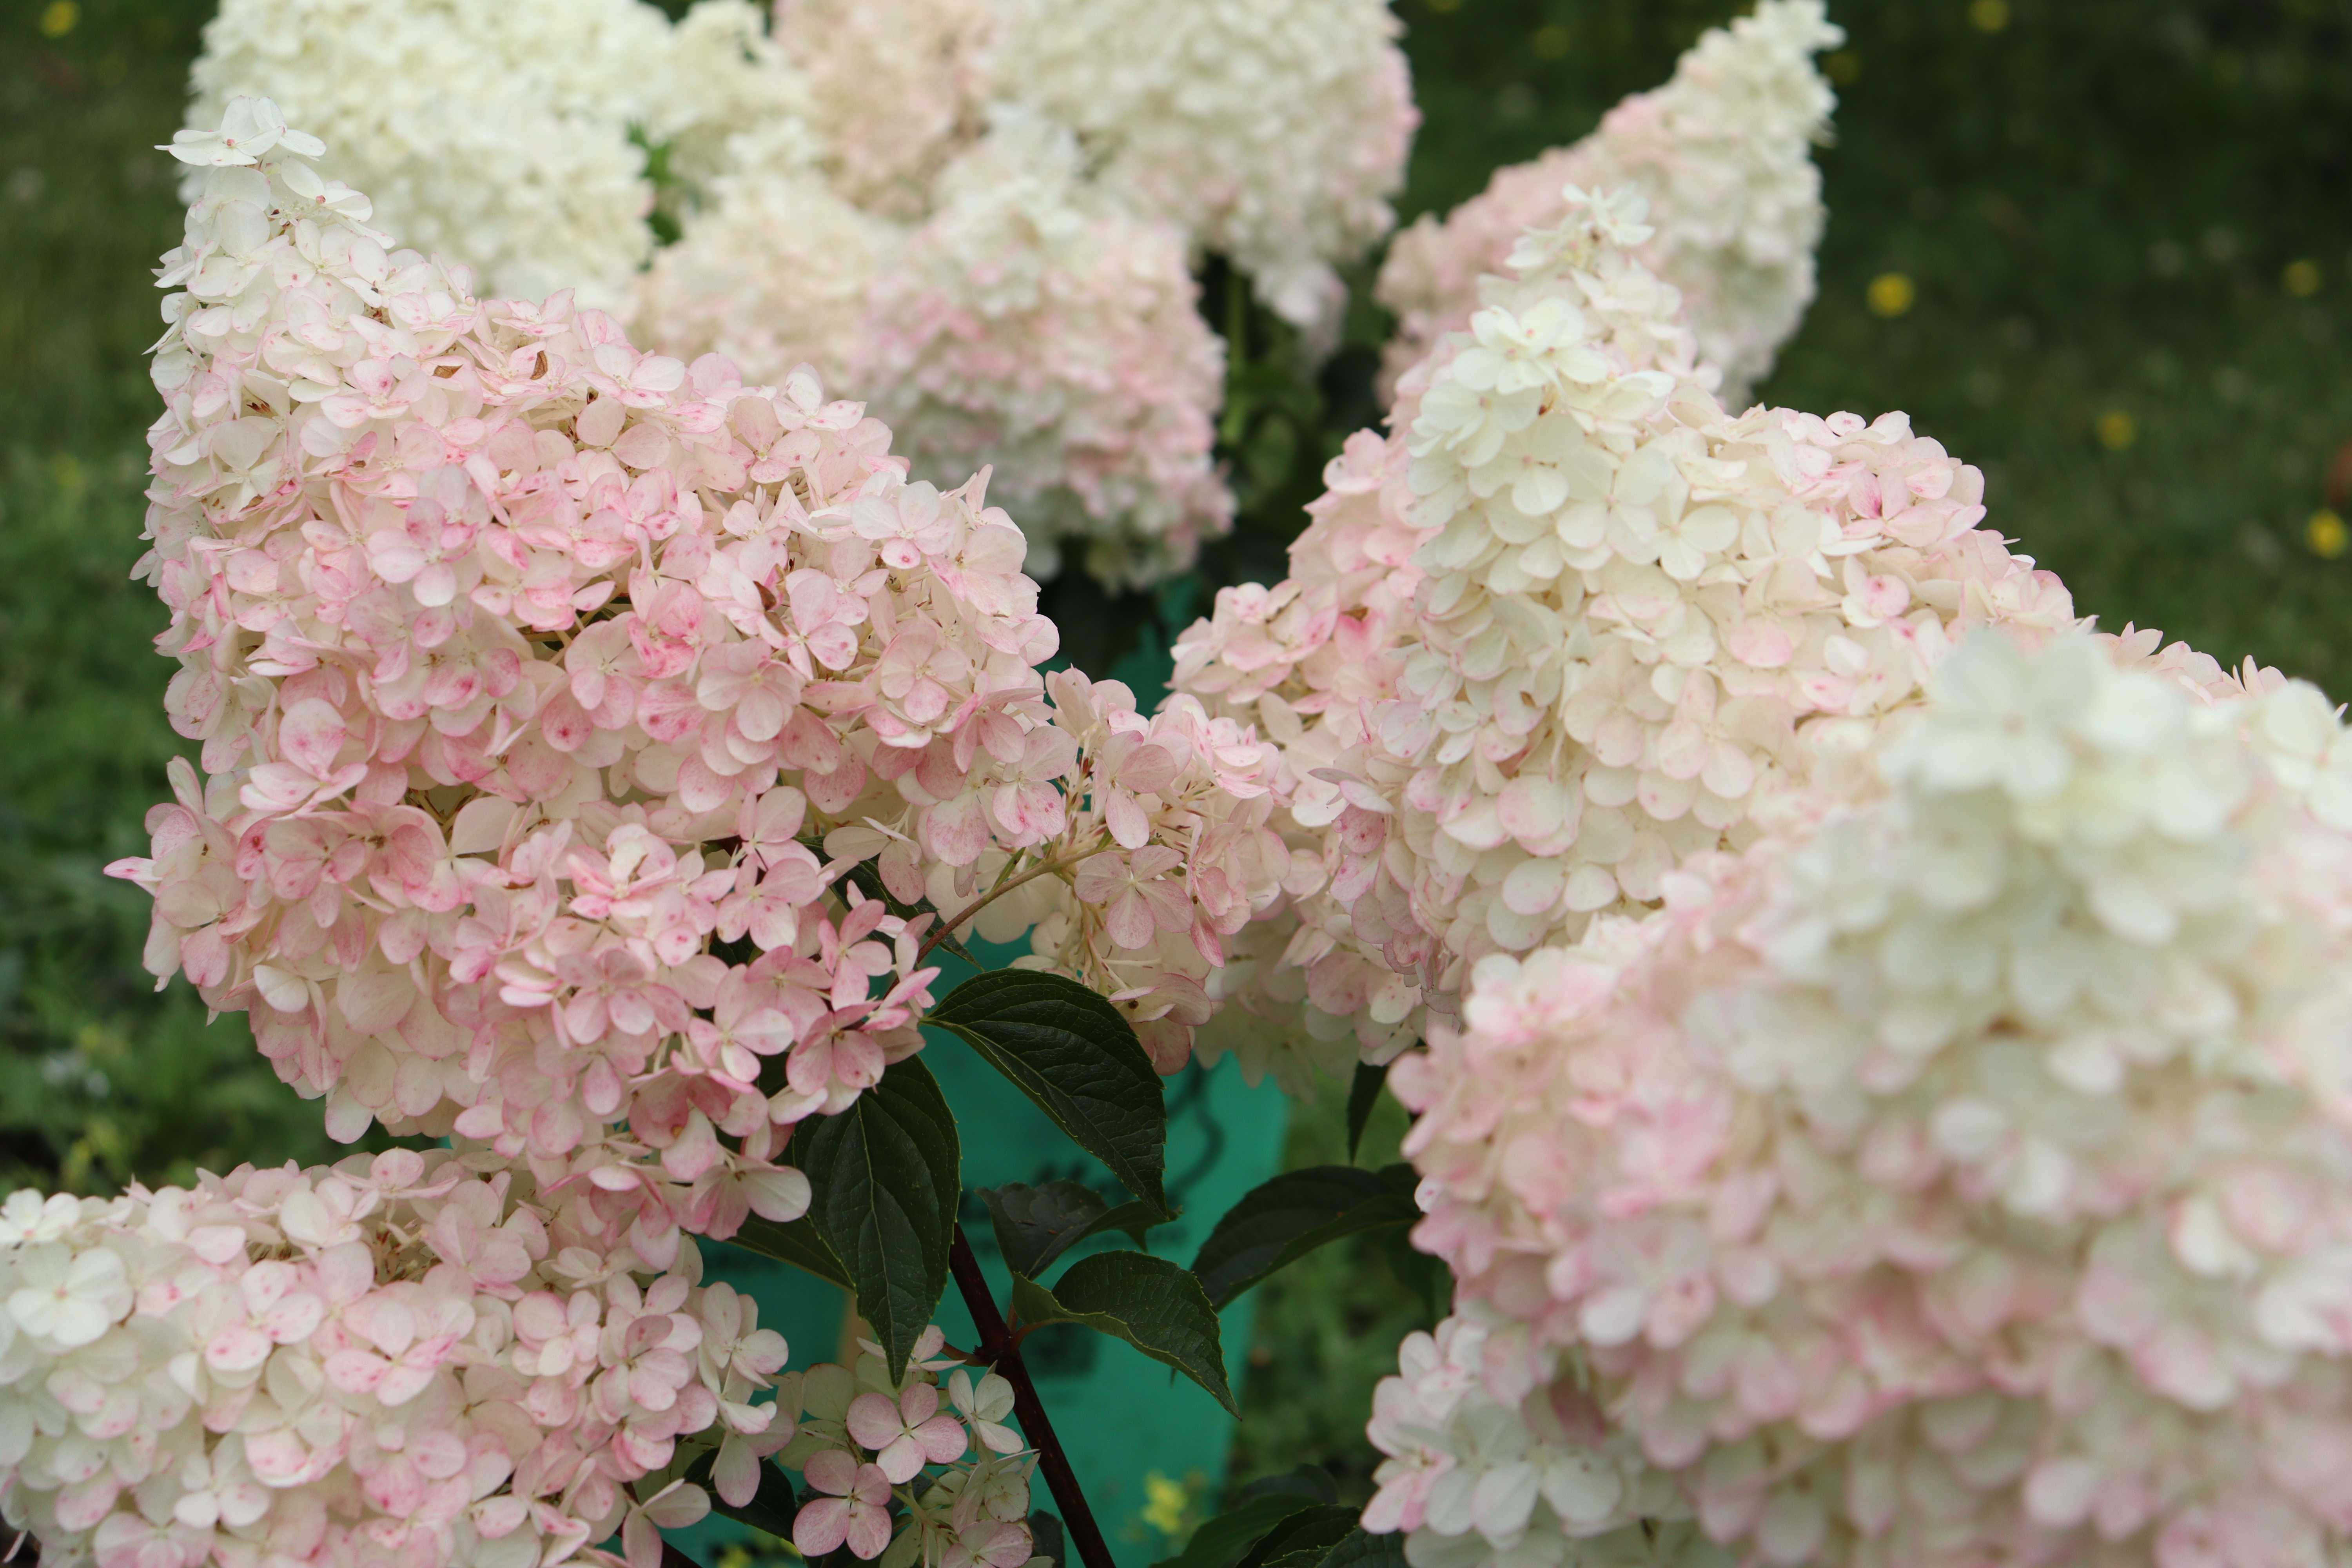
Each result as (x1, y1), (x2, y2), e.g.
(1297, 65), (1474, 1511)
(1365, 1307), (1731, 1568)
(1004, 0), (1417, 338)
(860, 113), (1233, 587)
(1377, 0), (1842, 407)
(0, 1150), (790, 1568)
(778, 0), (1415, 337)
(110, 101), (1285, 1273)
(1385, 632), (2352, 1568)
(186, 0), (789, 309)
(645, 111), (1230, 588)
(633, 118), (893, 438)
(769, 0), (1002, 219)
(1172, 184), (2075, 1091)
(776, 1326), (1041, 1568)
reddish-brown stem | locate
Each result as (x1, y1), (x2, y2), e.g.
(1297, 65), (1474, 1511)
(661, 1543), (704, 1568)
(949, 1226), (1117, 1568)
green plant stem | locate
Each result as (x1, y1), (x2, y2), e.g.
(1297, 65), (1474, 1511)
(949, 1225), (1116, 1568)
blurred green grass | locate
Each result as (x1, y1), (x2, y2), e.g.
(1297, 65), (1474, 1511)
(8, 0), (2352, 1492)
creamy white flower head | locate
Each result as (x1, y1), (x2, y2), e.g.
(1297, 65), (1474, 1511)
(1002, 0), (1416, 338)
(1379, 0), (1842, 405)
(1391, 631), (2352, 1568)
(1176, 181), (2082, 1090)
(187, 0), (797, 307)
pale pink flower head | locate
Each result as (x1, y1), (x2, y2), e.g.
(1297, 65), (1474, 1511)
(0, 1150), (789, 1568)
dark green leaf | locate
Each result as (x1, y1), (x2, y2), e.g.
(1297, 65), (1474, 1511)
(1150, 1494), (1323, 1568)
(1027, 1512), (1065, 1568)
(726, 1214), (852, 1292)
(800, 1056), (960, 1380)
(1236, 1507), (1356, 1568)
(681, 1450), (799, 1541)
(1009, 1250), (1236, 1416)
(980, 1180), (1109, 1279)
(927, 969), (1167, 1214)
(1370, 1223), (1449, 1325)
(1307, 1529), (1408, 1568)
(1345, 1062), (1385, 1164)
(1091, 1198), (1169, 1248)
(1191, 1165), (1420, 1309)
(1229, 1466), (1338, 1510)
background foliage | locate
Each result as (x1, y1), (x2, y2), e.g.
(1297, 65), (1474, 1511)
(7, 0), (2352, 1509)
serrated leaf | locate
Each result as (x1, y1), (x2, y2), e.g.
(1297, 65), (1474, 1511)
(1228, 1466), (1338, 1510)
(1370, 1222), (1448, 1325)
(1009, 1250), (1236, 1416)
(980, 1180), (1109, 1278)
(1027, 1512), (1065, 1568)
(1091, 1198), (1169, 1248)
(726, 1214), (852, 1292)
(1236, 1506), (1357, 1568)
(979, 1186), (1172, 1279)
(800, 1056), (959, 1379)
(1308, 1530), (1408, 1568)
(1191, 1164), (1419, 1309)
(927, 969), (1167, 1214)
(1150, 1494), (1322, 1568)
(682, 1450), (799, 1541)
(1345, 1061), (1385, 1164)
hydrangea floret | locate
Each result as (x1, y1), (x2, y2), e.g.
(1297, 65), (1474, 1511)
(777, 1326), (1039, 1568)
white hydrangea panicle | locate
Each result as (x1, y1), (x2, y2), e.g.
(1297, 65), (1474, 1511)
(1378, 0), (1842, 406)
(1004, 0), (1417, 339)
(1173, 183), (2077, 1091)
(1389, 632), (2352, 1568)
(0, 1152), (791, 1568)
(187, 0), (794, 309)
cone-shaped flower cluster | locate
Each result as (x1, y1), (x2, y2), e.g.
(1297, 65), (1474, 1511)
(1171, 184), (2073, 1091)
(111, 100), (1281, 1261)
(193, 0), (1417, 585)
(1374, 633), (2352, 1568)
(1377, 0), (1842, 408)
(0, 1152), (792, 1568)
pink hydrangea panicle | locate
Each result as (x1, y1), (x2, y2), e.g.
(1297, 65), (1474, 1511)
(1377, 0), (1843, 406)
(1386, 632), (2352, 1568)
(111, 101), (1283, 1292)
(0, 1151), (791, 1568)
